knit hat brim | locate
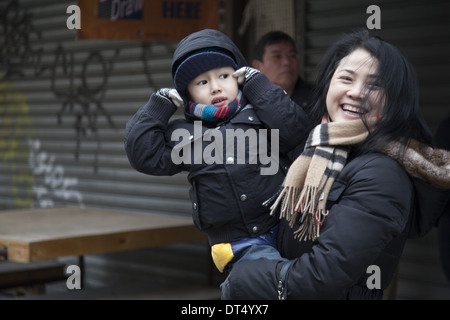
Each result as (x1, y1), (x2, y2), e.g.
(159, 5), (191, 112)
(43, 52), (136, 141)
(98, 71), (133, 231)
(174, 50), (237, 95)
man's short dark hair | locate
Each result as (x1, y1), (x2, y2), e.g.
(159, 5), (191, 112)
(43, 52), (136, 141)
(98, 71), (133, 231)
(254, 31), (297, 61)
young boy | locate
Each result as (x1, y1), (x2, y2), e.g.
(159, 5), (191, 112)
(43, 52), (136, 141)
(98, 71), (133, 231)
(124, 29), (308, 273)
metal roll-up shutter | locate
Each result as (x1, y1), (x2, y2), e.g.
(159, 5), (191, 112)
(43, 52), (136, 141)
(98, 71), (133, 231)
(302, 0), (450, 132)
(0, 0), (199, 217)
(1, 0), (230, 294)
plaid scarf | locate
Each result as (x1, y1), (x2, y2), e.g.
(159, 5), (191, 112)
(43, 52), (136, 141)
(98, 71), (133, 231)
(271, 116), (450, 242)
(187, 90), (242, 123)
(269, 117), (375, 241)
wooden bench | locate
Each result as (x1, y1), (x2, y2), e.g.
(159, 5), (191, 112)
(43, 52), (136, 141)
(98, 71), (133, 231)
(0, 260), (66, 296)
(0, 206), (207, 293)
(0, 206), (206, 263)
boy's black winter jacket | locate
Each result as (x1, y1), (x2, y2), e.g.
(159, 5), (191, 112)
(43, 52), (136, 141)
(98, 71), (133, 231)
(124, 29), (309, 245)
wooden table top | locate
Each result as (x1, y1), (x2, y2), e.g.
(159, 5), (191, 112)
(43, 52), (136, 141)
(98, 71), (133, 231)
(0, 206), (205, 263)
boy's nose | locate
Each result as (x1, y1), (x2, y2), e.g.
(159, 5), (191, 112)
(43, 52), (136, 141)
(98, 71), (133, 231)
(210, 80), (222, 94)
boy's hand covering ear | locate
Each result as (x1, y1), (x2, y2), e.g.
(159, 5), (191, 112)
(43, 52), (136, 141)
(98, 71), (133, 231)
(156, 88), (184, 108)
(233, 67), (260, 85)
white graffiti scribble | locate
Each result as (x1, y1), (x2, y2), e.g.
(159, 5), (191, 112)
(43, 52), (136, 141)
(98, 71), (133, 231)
(28, 139), (84, 208)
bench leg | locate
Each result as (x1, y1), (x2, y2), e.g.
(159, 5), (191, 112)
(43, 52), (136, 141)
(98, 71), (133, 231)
(13, 284), (46, 296)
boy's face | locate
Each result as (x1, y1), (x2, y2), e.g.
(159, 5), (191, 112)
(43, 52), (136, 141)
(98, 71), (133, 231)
(187, 66), (239, 106)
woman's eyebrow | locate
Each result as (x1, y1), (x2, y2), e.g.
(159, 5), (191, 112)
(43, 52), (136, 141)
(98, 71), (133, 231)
(338, 69), (354, 74)
(338, 68), (378, 78)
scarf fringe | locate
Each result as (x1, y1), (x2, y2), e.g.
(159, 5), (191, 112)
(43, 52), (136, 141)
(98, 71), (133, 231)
(294, 208), (329, 241)
(270, 186), (300, 222)
(294, 185), (328, 241)
(270, 185), (328, 242)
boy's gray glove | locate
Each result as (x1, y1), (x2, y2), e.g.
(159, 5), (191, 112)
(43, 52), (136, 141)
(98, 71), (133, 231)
(233, 67), (260, 85)
(156, 88), (184, 108)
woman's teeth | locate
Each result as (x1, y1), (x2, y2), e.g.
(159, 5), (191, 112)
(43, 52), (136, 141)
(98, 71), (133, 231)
(342, 104), (364, 114)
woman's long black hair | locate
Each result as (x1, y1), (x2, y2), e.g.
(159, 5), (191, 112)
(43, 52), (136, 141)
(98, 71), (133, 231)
(307, 29), (432, 156)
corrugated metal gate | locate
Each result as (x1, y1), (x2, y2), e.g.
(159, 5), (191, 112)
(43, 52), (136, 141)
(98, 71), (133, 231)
(1, 0), (193, 216)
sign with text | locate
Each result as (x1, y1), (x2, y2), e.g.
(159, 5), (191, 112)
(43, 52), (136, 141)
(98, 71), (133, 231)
(77, 0), (219, 42)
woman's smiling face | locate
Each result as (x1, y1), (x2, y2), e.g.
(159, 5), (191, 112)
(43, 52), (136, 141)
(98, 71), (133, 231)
(326, 48), (385, 122)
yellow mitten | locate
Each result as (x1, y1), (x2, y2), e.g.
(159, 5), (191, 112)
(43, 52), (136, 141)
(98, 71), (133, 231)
(211, 243), (234, 272)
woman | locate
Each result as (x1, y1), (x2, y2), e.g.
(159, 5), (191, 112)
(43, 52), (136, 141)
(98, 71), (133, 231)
(222, 29), (450, 300)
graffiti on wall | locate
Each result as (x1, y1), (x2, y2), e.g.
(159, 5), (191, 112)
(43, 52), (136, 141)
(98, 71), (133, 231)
(0, 82), (35, 207)
(51, 45), (120, 172)
(0, 81), (85, 208)
(0, 0), (173, 208)
(29, 139), (84, 208)
(1, 0), (121, 174)
(0, 0), (44, 80)
(0, 0), (88, 207)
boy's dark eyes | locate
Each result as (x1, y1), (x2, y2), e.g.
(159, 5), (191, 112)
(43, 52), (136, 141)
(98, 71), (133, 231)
(197, 74), (229, 85)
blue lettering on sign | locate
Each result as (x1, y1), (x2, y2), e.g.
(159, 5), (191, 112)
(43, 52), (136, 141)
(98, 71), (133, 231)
(162, 1), (201, 19)
(98, 0), (143, 21)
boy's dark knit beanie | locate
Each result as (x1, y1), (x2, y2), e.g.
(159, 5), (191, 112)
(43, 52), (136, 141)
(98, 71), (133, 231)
(173, 48), (238, 95)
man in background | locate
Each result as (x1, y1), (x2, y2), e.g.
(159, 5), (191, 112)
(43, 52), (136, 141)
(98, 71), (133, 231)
(252, 31), (312, 110)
